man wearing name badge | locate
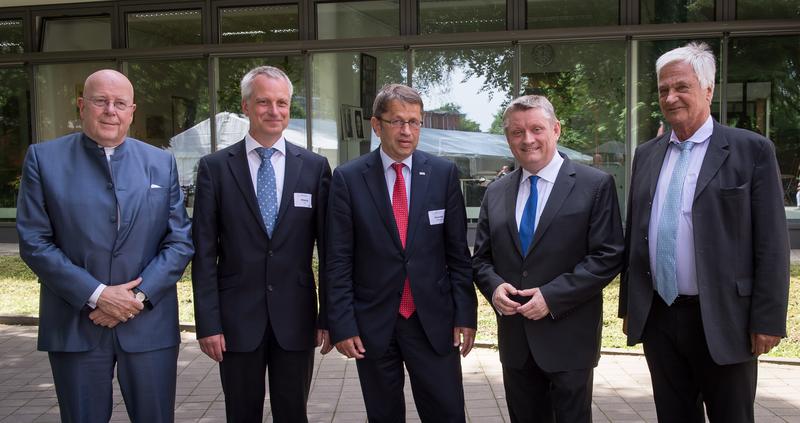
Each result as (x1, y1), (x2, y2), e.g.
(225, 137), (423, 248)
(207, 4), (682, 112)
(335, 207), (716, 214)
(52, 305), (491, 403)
(191, 65), (332, 422)
(16, 69), (194, 422)
(326, 83), (477, 422)
(619, 42), (790, 422)
(473, 95), (624, 423)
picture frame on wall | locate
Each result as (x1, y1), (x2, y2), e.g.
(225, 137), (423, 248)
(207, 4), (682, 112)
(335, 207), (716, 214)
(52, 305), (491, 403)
(340, 105), (368, 144)
(360, 53), (377, 119)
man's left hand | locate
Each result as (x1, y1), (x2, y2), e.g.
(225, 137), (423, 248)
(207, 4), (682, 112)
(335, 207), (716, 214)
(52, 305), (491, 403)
(89, 309), (122, 328)
(751, 333), (781, 356)
(516, 288), (550, 320)
(453, 327), (476, 357)
(316, 329), (333, 355)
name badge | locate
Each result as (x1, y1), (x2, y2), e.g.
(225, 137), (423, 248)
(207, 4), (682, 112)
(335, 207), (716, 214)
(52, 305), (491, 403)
(428, 209), (445, 225)
(294, 193), (312, 208)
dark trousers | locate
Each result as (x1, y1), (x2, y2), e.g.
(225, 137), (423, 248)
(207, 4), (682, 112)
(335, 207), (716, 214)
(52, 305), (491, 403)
(355, 313), (466, 423)
(502, 352), (593, 423)
(219, 322), (314, 423)
(49, 329), (178, 423)
(643, 295), (757, 423)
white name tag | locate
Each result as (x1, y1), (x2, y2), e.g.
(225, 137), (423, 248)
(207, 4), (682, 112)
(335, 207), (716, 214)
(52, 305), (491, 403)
(294, 193), (312, 208)
(428, 209), (445, 225)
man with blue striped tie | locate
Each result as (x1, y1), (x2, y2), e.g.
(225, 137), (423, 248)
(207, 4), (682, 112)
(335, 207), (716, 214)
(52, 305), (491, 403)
(473, 95), (625, 423)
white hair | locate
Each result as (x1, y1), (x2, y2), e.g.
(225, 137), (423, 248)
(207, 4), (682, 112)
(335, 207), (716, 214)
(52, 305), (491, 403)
(656, 42), (716, 92)
(240, 66), (294, 101)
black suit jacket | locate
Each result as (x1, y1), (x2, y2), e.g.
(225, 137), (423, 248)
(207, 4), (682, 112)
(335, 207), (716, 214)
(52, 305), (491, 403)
(620, 121), (790, 365)
(192, 139), (331, 352)
(473, 154), (624, 372)
(326, 149), (477, 358)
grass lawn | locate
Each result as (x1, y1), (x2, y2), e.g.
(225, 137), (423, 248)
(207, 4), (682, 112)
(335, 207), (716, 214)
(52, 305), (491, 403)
(2, 256), (799, 358)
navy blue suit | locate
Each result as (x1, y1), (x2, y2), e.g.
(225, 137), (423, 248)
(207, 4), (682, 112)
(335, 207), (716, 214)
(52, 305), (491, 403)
(191, 139), (331, 422)
(326, 149), (476, 422)
(17, 132), (194, 422)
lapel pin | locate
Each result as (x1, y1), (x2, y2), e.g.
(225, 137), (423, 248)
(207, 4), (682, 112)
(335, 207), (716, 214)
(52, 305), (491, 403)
(419, 171), (426, 175)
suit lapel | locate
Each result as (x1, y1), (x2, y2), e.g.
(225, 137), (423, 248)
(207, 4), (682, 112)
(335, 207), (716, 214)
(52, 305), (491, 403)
(274, 142), (302, 237)
(226, 140), (269, 235)
(504, 169), (525, 258)
(646, 134), (672, 201)
(528, 155), (575, 254)
(362, 150), (404, 251)
(405, 152), (430, 253)
(694, 122), (729, 201)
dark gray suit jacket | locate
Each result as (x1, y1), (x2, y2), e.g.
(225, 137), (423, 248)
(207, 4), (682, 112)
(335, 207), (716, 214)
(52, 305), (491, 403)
(619, 121), (790, 365)
(473, 154), (624, 372)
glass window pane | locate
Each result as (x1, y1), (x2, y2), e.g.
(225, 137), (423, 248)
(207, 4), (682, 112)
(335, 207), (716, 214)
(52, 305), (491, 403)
(35, 62), (113, 141)
(219, 5), (299, 43)
(42, 16), (111, 52)
(640, 0), (714, 24)
(527, 0), (617, 29)
(127, 10), (202, 48)
(413, 46), (514, 220)
(0, 67), (31, 218)
(0, 19), (24, 54)
(737, 0), (800, 20)
(311, 50), (406, 167)
(125, 59), (209, 203)
(317, 1), (399, 40)
(726, 36), (800, 216)
(419, 0), (505, 34)
(521, 41), (627, 210)
(632, 39), (721, 146)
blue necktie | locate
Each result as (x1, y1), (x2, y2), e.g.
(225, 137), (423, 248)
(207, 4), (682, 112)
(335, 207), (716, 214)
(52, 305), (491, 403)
(655, 141), (695, 305)
(519, 175), (539, 254)
(256, 147), (278, 237)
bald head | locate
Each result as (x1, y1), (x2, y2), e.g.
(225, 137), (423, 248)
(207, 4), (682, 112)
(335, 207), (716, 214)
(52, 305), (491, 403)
(78, 69), (136, 147)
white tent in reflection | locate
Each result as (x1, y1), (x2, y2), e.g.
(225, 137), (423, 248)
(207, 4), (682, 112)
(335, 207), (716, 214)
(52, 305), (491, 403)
(167, 112), (591, 187)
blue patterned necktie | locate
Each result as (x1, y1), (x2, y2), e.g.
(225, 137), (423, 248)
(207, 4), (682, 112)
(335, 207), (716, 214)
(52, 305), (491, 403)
(256, 147), (278, 237)
(655, 141), (695, 305)
(519, 175), (540, 254)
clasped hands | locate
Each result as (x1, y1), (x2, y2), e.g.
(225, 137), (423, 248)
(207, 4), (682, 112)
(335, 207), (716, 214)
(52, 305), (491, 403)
(89, 278), (145, 328)
(492, 282), (550, 320)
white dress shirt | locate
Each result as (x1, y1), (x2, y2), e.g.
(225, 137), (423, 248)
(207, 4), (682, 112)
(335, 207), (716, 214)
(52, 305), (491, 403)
(380, 148), (412, 209)
(648, 116), (713, 295)
(515, 152), (564, 231)
(245, 134), (286, 210)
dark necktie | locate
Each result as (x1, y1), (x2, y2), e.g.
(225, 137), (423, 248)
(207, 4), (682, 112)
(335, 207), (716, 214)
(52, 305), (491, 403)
(392, 163), (415, 318)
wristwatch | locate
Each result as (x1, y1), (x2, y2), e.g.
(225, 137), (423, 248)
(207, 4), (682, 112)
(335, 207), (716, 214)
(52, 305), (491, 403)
(132, 288), (153, 310)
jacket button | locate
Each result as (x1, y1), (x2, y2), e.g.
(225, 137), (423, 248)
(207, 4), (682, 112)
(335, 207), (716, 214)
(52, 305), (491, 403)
(644, 236), (648, 241)
(110, 216), (117, 223)
(268, 250), (274, 257)
(522, 270), (528, 277)
(267, 285), (273, 292)
(107, 182), (113, 189)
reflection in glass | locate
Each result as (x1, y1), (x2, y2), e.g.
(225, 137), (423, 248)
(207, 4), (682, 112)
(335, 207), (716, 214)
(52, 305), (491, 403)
(127, 10), (202, 48)
(42, 16), (111, 52)
(527, 0), (617, 29)
(413, 47), (514, 219)
(0, 19), (24, 54)
(220, 5), (299, 43)
(125, 59), (208, 202)
(632, 39), (720, 146)
(419, 0), (505, 34)
(737, 0), (800, 20)
(0, 67), (30, 216)
(726, 36), (800, 211)
(316, 1), (399, 40)
(640, 0), (714, 24)
(35, 62), (113, 141)
(521, 41), (626, 208)
(311, 51), (406, 167)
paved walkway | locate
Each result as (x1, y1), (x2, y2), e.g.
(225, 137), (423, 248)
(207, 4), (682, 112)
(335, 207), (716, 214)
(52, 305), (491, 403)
(2, 325), (800, 422)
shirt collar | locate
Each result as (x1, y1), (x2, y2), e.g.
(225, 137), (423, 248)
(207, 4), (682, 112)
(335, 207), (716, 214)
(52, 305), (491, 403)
(521, 151), (563, 185)
(245, 133), (286, 157)
(379, 147), (413, 172)
(669, 115), (713, 145)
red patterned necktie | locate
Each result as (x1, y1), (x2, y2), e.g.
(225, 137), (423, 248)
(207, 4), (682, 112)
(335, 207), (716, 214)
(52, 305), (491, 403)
(392, 163), (415, 318)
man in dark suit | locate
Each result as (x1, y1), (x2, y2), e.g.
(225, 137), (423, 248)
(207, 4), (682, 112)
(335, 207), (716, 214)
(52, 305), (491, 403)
(619, 42), (790, 422)
(17, 69), (194, 422)
(473, 95), (624, 423)
(191, 65), (332, 422)
(326, 83), (477, 422)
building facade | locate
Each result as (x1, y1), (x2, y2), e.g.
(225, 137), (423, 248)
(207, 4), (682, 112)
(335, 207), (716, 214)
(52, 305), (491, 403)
(0, 0), (799, 244)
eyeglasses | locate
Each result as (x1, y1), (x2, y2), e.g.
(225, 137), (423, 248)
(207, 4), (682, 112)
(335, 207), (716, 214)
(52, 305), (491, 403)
(380, 118), (422, 129)
(87, 97), (133, 112)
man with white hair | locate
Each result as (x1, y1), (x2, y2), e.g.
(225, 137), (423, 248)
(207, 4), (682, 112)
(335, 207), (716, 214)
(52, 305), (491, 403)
(620, 42), (790, 422)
